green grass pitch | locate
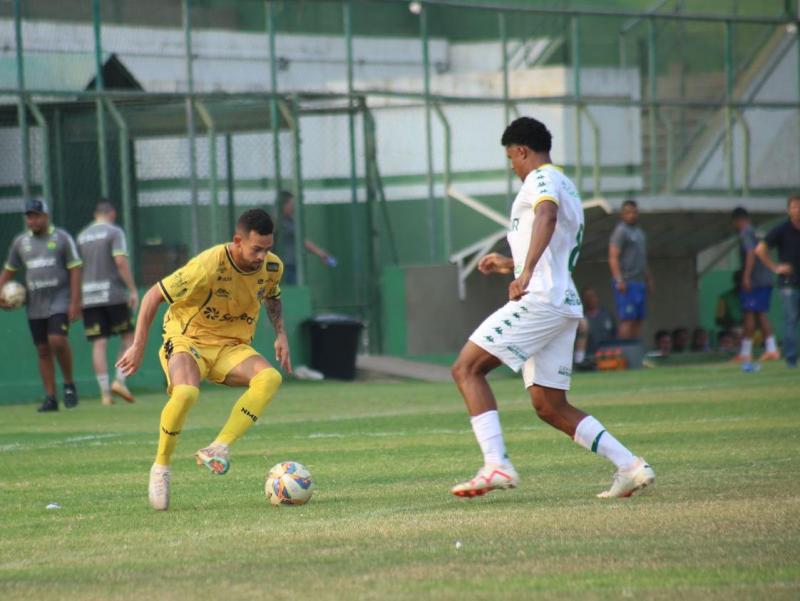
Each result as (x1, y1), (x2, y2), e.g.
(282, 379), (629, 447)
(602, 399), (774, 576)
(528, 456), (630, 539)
(1, 362), (798, 600)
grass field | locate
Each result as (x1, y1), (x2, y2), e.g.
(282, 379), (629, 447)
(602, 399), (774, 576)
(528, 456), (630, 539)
(1, 362), (798, 600)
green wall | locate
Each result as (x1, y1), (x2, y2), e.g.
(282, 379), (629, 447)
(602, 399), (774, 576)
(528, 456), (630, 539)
(0, 285), (312, 406)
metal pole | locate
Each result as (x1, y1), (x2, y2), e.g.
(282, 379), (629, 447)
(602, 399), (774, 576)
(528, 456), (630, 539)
(571, 16), (583, 194)
(53, 109), (66, 219)
(266, 1), (283, 200)
(195, 101), (219, 244)
(499, 11), (513, 205)
(104, 99), (135, 273)
(724, 19), (734, 195)
(581, 107), (601, 199)
(647, 18), (657, 194)
(14, 0), (30, 201)
(421, 5), (437, 262)
(225, 133), (235, 237)
(26, 99), (51, 205)
(278, 99), (306, 286)
(344, 0), (361, 309)
(93, 0), (109, 198)
(183, 0), (200, 254)
(433, 103), (451, 259)
(736, 110), (750, 196)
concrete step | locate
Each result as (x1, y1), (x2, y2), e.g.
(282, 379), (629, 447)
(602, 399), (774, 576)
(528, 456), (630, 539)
(356, 355), (452, 382)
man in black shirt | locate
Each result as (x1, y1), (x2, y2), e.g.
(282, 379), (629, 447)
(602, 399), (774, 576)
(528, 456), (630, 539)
(755, 195), (800, 368)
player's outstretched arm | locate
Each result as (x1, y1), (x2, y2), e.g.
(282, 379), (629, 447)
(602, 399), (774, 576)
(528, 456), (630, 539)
(116, 284), (164, 376)
(266, 296), (292, 374)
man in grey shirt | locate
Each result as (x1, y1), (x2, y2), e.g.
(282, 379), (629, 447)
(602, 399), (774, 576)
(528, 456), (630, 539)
(78, 200), (139, 405)
(608, 200), (654, 339)
(276, 190), (335, 285)
(0, 199), (82, 411)
(731, 207), (779, 362)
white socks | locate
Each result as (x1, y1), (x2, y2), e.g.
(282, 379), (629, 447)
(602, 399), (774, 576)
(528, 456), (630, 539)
(97, 373), (110, 395)
(739, 338), (753, 358)
(470, 410), (509, 466)
(765, 336), (777, 353)
(574, 416), (636, 470)
(115, 367), (127, 385)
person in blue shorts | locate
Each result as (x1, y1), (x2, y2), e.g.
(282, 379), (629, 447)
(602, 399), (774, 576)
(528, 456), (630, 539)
(731, 207), (779, 362)
(608, 200), (654, 339)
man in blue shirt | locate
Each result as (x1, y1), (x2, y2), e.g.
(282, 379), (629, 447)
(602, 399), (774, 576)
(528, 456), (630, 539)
(731, 207), (779, 362)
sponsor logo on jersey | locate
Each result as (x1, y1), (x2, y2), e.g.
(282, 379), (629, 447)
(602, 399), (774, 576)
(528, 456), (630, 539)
(26, 257), (57, 269)
(29, 278), (59, 291)
(47, 240), (57, 250)
(217, 275), (232, 282)
(266, 262), (280, 272)
(214, 288), (231, 298)
(78, 230), (109, 244)
(202, 306), (220, 320)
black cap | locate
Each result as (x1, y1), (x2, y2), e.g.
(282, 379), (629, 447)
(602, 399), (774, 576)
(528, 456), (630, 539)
(731, 206), (748, 220)
(24, 199), (49, 215)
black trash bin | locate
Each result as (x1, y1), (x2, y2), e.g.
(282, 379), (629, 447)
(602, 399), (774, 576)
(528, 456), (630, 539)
(304, 314), (364, 380)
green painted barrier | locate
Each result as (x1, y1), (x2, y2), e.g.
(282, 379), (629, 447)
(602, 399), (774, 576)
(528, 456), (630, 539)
(0, 285), (312, 406)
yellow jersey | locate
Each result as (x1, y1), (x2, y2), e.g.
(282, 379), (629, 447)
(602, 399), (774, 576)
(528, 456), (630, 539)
(157, 244), (283, 345)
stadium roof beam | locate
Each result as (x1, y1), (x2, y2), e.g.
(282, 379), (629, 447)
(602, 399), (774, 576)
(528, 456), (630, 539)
(379, 0), (797, 25)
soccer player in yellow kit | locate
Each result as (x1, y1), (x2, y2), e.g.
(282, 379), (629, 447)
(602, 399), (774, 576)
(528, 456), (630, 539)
(116, 209), (290, 510)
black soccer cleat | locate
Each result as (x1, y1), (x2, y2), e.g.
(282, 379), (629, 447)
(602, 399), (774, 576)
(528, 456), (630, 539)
(64, 383), (79, 409)
(37, 396), (58, 412)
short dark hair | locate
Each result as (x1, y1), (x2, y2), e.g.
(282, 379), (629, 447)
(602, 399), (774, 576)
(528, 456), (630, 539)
(622, 199), (638, 210)
(95, 199), (115, 214)
(654, 329), (670, 342)
(277, 190), (294, 210)
(501, 117), (552, 153)
(731, 206), (748, 220)
(237, 208), (274, 236)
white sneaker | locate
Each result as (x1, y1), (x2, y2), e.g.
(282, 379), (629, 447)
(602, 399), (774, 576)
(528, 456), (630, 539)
(194, 443), (230, 475)
(149, 464), (171, 511)
(597, 457), (655, 499)
(451, 463), (520, 498)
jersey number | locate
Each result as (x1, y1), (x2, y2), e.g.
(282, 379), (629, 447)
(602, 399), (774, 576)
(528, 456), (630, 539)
(568, 224), (584, 273)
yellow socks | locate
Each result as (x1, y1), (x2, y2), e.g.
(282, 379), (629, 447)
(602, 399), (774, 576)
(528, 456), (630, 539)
(155, 384), (199, 466)
(214, 368), (282, 446)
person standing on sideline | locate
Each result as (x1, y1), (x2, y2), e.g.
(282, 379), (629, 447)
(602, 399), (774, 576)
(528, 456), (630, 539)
(730, 207), (780, 362)
(450, 117), (654, 500)
(755, 194), (800, 368)
(0, 199), (82, 411)
(116, 209), (290, 511)
(608, 200), (654, 339)
(276, 190), (336, 285)
(77, 200), (139, 405)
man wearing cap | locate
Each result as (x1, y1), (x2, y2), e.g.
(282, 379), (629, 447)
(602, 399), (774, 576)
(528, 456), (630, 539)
(0, 199), (83, 411)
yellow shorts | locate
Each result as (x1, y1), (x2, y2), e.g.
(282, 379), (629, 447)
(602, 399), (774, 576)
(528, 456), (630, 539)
(159, 334), (260, 393)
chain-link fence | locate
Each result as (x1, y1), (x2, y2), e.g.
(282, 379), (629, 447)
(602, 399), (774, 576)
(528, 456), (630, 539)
(0, 0), (798, 352)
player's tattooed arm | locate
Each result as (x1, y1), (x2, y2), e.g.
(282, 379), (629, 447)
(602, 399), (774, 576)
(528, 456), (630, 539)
(265, 296), (292, 373)
(265, 297), (286, 335)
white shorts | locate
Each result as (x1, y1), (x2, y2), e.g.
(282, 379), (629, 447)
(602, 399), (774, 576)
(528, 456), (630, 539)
(469, 299), (580, 390)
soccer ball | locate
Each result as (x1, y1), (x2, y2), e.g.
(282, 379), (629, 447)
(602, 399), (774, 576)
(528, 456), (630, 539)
(265, 461), (314, 506)
(0, 281), (26, 309)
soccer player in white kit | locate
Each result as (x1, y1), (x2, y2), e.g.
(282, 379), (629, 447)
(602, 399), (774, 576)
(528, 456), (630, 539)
(450, 117), (655, 499)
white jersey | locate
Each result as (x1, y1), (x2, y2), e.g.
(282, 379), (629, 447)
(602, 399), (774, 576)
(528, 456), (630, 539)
(507, 164), (584, 316)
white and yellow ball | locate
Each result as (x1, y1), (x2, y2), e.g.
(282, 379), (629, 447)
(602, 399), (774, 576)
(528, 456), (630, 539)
(265, 461), (314, 506)
(0, 281), (26, 309)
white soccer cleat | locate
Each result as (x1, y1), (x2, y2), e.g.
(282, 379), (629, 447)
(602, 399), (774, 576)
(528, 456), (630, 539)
(148, 464), (171, 511)
(597, 457), (655, 499)
(451, 463), (520, 498)
(194, 443), (230, 475)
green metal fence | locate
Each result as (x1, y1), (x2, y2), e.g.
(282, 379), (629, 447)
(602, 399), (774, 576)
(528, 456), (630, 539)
(0, 0), (798, 352)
